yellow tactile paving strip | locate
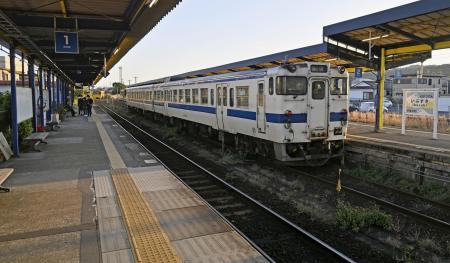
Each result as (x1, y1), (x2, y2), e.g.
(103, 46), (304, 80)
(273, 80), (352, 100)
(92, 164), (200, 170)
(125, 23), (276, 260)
(111, 169), (181, 263)
(93, 111), (181, 263)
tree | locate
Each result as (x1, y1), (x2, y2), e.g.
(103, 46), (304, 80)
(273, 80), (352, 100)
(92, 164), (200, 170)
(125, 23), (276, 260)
(112, 82), (127, 95)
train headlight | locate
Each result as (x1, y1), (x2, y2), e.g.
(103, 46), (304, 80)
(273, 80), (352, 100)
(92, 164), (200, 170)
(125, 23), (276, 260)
(337, 66), (346, 74)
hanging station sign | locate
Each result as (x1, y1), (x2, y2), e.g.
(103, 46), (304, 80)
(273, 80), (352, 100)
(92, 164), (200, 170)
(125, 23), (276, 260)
(54, 31), (79, 54)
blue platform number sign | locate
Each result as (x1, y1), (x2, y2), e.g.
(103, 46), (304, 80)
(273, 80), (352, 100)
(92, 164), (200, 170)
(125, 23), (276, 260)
(355, 67), (363, 78)
(55, 31), (79, 54)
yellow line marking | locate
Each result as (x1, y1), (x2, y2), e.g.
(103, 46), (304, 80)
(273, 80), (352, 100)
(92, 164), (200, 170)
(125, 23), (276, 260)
(93, 114), (126, 169)
(111, 168), (181, 263)
(93, 111), (180, 262)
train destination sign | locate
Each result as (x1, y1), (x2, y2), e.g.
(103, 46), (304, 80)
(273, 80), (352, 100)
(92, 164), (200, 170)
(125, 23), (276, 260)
(54, 31), (79, 54)
(402, 89), (439, 139)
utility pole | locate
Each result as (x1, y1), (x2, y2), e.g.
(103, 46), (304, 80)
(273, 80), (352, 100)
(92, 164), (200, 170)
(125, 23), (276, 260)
(134, 76), (138, 84)
(119, 66), (123, 84)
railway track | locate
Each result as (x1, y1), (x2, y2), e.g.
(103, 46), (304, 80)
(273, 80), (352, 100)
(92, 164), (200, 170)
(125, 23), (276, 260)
(272, 164), (450, 230)
(99, 104), (355, 263)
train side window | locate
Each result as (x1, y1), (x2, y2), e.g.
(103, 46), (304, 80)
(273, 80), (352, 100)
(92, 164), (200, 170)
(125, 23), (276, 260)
(185, 89), (191, 103)
(200, 88), (208, 104)
(210, 89), (214, 105)
(236, 86), (249, 108)
(179, 89), (184, 103)
(173, 90), (178, 102)
(192, 89), (199, 104)
(269, 77), (274, 95)
(229, 88), (234, 107)
(223, 87), (227, 106)
(330, 78), (347, 95)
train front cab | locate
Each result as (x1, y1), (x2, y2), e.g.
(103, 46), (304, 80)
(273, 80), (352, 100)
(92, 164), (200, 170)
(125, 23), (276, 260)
(274, 65), (348, 163)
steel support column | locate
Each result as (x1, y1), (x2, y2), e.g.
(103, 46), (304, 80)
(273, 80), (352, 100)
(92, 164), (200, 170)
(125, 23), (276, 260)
(47, 70), (52, 120)
(375, 48), (386, 131)
(56, 77), (60, 108)
(28, 57), (37, 132)
(38, 66), (45, 127)
(9, 43), (19, 156)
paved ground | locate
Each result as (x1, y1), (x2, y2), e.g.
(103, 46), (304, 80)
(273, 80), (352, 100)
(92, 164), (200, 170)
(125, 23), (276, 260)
(348, 122), (450, 155)
(0, 115), (107, 262)
(0, 108), (185, 263)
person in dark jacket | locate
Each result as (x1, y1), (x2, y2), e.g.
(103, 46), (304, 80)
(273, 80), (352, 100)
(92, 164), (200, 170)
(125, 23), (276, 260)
(77, 96), (84, 116)
(86, 95), (94, 117)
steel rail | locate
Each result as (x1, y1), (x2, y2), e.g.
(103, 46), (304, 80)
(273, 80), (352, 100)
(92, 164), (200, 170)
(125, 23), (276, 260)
(100, 104), (356, 263)
(289, 167), (450, 229)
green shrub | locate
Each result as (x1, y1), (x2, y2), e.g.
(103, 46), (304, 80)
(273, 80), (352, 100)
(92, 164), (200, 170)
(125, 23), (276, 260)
(336, 200), (393, 232)
(415, 182), (449, 202)
(19, 119), (33, 142)
(2, 119), (33, 148)
(0, 91), (11, 111)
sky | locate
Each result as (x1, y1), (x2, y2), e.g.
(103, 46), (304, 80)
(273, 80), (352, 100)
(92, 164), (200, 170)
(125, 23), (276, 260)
(97, 0), (450, 87)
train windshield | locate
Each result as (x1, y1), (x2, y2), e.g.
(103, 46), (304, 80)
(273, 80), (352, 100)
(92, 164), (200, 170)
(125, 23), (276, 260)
(276, 76), (307, 95)
(330, 78), (347, 95)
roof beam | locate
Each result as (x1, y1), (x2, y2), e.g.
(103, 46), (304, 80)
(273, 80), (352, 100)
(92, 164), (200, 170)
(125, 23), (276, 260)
(378, 24), (432, 46)
(34, 39), (115, 48)
(386, 40), (450, 56)
(60, 0), (68, 17)
(8, 14), (130, 31)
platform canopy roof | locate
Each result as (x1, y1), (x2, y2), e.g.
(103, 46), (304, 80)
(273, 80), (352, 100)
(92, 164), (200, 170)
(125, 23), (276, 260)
(132, 42), (373, 87)
(0, 0), (181, 85)
(323, 0), (450, 69)
(134, 0), (450, 87)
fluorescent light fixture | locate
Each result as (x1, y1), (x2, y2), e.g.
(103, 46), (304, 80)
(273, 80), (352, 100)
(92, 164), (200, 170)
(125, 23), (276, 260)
(362, 34), (390, 42)
(148, 0), (159, 8)
(113, 48), (120, 55)
(325, 58), (338, 62)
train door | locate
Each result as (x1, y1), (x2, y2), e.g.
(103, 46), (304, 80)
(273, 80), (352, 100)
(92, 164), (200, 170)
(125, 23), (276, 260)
(308, 78), (328, 138)
(256, 81), (266, 133)
(215, 84), (228, 130)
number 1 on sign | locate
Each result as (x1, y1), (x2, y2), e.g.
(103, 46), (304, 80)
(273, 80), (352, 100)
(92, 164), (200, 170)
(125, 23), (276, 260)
(64, 35), (69, 45)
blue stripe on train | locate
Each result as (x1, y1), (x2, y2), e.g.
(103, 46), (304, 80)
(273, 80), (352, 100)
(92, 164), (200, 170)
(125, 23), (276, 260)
(168, 103), (309, 123)
(266, 113), (307, 123)
(227, 109), (256, 120)
(168, 103), (216, 114)
(330, 111), (348, 122)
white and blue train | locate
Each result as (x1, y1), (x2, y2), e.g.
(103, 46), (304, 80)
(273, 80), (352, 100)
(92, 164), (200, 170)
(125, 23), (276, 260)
(126, 62), (349, 165)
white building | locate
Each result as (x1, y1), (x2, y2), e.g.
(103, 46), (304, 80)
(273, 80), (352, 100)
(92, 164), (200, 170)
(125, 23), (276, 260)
(391, 74), (449, 101)
(349, 78), (376, 102)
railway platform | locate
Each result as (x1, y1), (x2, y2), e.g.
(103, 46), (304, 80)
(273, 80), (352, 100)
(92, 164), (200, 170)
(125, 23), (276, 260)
(347, 122), (450, 157)
(0, 109), (268, 263)
(346, 122), (449, 182)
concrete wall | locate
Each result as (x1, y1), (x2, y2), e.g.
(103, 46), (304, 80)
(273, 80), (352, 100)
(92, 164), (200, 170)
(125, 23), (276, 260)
(345, 141), (450, 184)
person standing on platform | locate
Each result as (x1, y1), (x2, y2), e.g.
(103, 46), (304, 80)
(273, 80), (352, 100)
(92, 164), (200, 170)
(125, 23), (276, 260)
(86, 95), (94, 117)
(77, 96), (85, 116)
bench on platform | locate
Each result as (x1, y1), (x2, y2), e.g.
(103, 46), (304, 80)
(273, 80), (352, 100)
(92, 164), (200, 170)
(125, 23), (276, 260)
(23, 132), (49, 152)
(0, 168), (13, 192)
(46, 121), (60, 131)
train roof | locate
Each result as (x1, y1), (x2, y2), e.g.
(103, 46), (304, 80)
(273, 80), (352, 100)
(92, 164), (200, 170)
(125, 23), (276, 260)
(127, 68), (270, 90)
